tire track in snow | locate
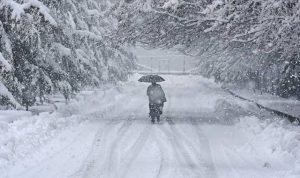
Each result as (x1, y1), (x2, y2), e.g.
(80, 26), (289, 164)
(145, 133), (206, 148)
(72, 118), (217, 178)
(155, 147), (164, 178)
(69, 120), (114, 178)
(116, 123), (152, 178)
(152, 126), (177, 178)
(159, 121), (201, 177)
(168, 120), (205, 161)
(189, 119), (218, 178)
(155, 123), (197, 177)
(101, 119), (135, 178)
(158, 119), (217, 177)
(72, 119), (133, 178)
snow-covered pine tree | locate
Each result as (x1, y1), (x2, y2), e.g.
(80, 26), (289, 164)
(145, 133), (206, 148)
(0, 0), (135, 109)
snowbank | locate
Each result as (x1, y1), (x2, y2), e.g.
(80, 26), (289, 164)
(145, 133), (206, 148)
(229, 88), (300, 119)
(218, 87), (300, 176)
(0, 82), (134, 171)
(234, 116), (300, 177)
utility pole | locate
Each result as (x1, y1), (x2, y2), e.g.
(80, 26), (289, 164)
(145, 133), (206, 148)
(158, 60), (161, 73)
(168, 59), (170, 73)
(183, 58), (186, 73)
(150, 57), (153, 73)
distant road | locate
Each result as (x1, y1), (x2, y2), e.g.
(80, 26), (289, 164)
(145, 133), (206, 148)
(135, 63), (196, 75)
(136, 71), (194, 75)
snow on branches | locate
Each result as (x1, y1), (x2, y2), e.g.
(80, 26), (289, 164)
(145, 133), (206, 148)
(0, 0), (57, 26)
(0, 52), (11, 72)
(0, 0), (135, 108)
(162, 0), (179, 9)
(115, 0), (300, 98)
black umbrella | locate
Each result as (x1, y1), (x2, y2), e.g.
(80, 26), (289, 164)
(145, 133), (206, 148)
(138, 75), (165, 83)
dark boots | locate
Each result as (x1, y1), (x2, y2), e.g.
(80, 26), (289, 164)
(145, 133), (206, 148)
(150, 116), (160, 124)
(156, 116), (160, 123)
(151, 118), (155, 124)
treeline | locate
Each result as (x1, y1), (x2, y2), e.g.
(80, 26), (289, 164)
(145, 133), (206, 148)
(115, 0), (300, 98)
(0, 0), (135, 109)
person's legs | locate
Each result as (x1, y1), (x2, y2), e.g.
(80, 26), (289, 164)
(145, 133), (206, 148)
(151, 118), (155, 124)
(149, 103), (155, 123)
(153, 104), (161, 123)
(149, 103), (163, 124)
(159, 103), (163, 114)
(156, 115), (160, 123)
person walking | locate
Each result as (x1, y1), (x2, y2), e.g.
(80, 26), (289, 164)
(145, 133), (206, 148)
(147, 82), (167, 123)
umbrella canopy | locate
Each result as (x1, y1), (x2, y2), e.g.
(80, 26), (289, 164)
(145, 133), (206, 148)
(138, 75), (165, 83)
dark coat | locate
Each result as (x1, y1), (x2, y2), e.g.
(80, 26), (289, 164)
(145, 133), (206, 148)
(147, 83), (167, 104)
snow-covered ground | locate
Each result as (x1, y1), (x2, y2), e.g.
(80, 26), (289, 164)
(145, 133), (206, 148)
(230, 88), (300, 119)
(1, 74), (300, 178)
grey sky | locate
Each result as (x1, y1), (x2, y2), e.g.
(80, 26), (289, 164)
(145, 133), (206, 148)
(131, 46), (196, 72)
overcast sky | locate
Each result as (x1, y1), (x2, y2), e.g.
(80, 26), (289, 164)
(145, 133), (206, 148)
(131, 46), (196, 72)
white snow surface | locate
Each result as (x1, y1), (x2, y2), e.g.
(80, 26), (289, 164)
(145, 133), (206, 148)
(0, 74), (299, 178)
(53, 43), (71, 57)
(231, 88), (300, 118)
(162, 0), (179, 9)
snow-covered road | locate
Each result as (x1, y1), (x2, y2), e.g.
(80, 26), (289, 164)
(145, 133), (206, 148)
(2, 75), (300, 178)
